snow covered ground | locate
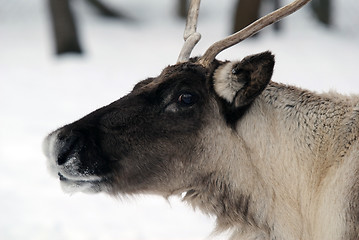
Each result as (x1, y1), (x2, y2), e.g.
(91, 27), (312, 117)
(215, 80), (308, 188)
(0, 0), (358, 239)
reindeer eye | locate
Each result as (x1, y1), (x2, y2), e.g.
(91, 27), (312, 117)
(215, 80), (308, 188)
(178, 93), (197, 106)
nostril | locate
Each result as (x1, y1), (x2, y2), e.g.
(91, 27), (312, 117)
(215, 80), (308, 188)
(57, 133), (81, 165)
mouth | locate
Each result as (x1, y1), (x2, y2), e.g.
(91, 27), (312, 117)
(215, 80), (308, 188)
(58, 172), (67, 181)
(57, 172), (105, 193)
(43, 131), (108, 193)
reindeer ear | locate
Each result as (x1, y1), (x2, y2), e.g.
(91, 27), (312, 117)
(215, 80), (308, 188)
(213, 51), (274, 108)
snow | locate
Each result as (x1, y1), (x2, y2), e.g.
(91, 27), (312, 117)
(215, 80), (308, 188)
(0, 0), (358, 239)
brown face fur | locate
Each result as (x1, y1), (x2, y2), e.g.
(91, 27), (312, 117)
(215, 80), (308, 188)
(44, 62), (215, 194)
(43, 52), (274, 196)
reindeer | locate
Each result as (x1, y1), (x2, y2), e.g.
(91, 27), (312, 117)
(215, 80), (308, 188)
(43, 0), (359, 239)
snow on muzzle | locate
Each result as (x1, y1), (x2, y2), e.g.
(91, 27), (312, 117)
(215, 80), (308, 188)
(43, 129), (104, 193)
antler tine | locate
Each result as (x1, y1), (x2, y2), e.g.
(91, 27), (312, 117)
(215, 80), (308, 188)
(177, 0), (201, 63)
(198, 0), (312, 67)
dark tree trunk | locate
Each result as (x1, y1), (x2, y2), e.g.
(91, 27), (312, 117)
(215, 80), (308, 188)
(177, 0), (188, 19)
(233, 0), (261, 34)
(48, 0), (82, 55)
(86, 0), (128, 19)
(312, 0), (331, 26)
(233, 0), (282, 34)
(273, 0), (281, 31)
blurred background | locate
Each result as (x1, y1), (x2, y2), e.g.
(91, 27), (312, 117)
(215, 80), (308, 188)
(0, 0), (358, 239)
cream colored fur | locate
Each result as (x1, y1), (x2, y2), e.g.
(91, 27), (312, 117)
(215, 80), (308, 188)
(190, 81), (359, 240)
(213, 61), (244, 103)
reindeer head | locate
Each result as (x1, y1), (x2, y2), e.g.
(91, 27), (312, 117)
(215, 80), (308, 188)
(43, 52), (274, 195)
(43, 0), (310, 196)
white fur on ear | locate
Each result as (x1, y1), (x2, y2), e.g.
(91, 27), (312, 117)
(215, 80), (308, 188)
(213, 61), (244, 103)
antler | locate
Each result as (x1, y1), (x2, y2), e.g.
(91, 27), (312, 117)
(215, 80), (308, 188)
(197, 0), (312, 67)
(177, 0), (201, 63)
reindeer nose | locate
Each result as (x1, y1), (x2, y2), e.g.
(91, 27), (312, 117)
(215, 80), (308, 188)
(57, 132), (82, 165)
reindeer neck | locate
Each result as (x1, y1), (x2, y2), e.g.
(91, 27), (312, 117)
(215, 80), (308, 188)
(183, 82), (358, 239)
(256, 81), (356, 162)
(236, 82), (357, 190)
(231, 81), (357, 239)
